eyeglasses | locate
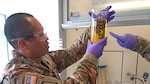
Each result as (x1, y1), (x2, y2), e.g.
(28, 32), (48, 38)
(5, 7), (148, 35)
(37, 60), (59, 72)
(11, 30), (47, 42)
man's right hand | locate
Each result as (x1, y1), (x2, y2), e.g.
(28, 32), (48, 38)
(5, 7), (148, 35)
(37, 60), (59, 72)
(86, 37), (107, 58)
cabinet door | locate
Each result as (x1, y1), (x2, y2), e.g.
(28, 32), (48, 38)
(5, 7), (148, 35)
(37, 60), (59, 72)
(98, 51), (123, 84)
(135, 27), (150, 84)
(137, 54), (150, 84)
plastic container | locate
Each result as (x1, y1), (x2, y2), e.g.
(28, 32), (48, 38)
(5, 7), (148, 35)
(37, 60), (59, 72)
(90, 9), (107, 43)
(98, 65), (108, 84)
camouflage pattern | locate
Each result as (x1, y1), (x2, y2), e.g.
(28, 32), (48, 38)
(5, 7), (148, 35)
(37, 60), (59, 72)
(1, 29), (98, 84)
(133, 36), (150, 62)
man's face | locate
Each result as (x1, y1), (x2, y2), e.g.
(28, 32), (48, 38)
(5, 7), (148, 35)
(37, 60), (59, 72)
(25, 17), (49, 59)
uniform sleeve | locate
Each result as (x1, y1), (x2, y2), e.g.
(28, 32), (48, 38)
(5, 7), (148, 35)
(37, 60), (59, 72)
(132, 36), (150, 62)
(49, 29), (90, 72)
(66, 53), (98, 84)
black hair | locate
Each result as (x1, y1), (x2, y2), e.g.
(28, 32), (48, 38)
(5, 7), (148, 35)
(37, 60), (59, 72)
(4, 13), (36, 49)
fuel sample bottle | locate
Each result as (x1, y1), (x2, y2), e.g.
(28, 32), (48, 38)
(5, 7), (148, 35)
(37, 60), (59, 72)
(90, 9), (107, 43)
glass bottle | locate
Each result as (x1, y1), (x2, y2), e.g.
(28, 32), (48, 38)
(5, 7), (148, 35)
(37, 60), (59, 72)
(90, 9), (107, 43)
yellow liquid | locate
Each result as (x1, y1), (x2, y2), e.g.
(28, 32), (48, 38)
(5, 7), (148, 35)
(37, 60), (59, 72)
(90, 19), (107, 43)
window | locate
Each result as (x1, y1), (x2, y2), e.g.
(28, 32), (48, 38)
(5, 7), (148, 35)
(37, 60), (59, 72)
(0, 14), (8, 80)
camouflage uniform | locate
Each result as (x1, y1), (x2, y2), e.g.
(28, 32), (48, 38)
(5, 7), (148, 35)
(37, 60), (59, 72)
(1, 29), (98, 84)
(133, 36), (150, 62)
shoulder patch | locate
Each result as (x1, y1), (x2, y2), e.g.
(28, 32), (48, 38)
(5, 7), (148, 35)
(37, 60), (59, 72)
(24, 76), (37, 84)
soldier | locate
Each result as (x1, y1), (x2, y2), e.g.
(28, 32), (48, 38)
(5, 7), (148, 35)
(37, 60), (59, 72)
(109, 32), (150, 62)
(1, 6), (115, 84)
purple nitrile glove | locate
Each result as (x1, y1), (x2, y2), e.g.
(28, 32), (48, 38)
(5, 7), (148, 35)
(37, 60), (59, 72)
(109, 32), (138, 50)
(86, 37), (107, 58)
(88, 5), (115, 22)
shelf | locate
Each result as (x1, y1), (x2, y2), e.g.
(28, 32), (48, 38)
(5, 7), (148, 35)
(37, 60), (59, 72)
(62, 9), (150, 29)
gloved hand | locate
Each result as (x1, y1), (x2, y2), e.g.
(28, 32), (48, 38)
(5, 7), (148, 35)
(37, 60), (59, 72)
(86, 37), (107, 58)
(88, 5), (115, 22)
(109, 32), (138, 50)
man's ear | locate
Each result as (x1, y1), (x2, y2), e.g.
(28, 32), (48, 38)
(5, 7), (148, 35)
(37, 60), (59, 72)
(17, 40), (28, 50)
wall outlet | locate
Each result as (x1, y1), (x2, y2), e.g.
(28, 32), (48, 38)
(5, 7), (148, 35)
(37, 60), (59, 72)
(143, 72), (149, 82)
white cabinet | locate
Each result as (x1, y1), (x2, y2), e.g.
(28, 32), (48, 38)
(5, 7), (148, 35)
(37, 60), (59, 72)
(137, 54), (150, 84)
(97, 51), (138, 84)
(98, 51), (123, 84)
